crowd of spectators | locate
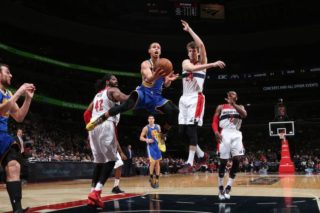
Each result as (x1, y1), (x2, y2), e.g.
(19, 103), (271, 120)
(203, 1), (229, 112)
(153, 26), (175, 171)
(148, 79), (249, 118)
(2, 108), (319, 178)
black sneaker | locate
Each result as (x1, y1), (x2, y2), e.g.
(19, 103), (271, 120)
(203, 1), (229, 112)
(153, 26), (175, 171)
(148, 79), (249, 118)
(112, 186), (124, 194)
(14, 207), (30, 213)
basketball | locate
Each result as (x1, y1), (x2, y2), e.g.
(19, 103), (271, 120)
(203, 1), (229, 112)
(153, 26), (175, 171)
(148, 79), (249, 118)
(156, 58), (173, 76)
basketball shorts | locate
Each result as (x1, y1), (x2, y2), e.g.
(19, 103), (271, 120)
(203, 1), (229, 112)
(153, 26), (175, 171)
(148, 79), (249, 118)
(178, 93), (205, 126)
(135, 86), (168, 114)
(89, 121), (117, 163)
(147, 142), (162, 162)
(0, 132), (16, 166)
(219, 128), (245, 159)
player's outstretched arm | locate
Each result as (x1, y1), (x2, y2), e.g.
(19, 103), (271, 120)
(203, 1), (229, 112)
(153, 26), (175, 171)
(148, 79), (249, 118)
(181, 20), (207, 64)
(182, 60), (226, 73)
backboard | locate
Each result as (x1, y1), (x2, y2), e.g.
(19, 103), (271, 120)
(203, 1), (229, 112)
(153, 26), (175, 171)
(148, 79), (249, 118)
(269, 121), (295, 137)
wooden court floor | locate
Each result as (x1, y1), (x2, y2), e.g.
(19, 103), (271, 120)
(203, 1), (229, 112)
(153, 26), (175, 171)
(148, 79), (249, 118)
(0, 172), (319, 212)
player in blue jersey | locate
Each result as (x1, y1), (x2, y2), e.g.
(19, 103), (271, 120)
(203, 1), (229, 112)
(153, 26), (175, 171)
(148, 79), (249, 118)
(140, 115), (162, 188)
(86, 42), (179, 134)
(0, 63), (35, 213)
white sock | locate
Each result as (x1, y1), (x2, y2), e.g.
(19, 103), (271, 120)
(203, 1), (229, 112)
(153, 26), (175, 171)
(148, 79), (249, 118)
(114, 179), (120, 187)
(227, 178), (234, 187)
(186, 150), (196, 166)
(94, 182), (103, 191)
(218, 177), (224, 187)
(196, 145), (204, 158)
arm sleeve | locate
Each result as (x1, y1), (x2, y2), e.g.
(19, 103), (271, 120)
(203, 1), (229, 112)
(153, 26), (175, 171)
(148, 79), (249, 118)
(212, 114), (219, 133)
(83, 109), (92, 124)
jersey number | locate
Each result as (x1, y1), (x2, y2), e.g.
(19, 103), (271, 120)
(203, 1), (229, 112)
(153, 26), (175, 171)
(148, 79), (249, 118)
(94, 99), (103, 112)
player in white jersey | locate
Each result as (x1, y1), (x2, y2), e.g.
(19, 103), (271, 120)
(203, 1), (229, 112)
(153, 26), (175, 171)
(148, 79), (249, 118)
(212, 91), (247, 200)
(178, 20), (226, 173)
(83, 73), (128, 209)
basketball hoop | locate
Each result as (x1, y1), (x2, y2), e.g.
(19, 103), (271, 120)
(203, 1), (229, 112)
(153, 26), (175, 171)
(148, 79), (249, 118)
(278, 132), (286, 140)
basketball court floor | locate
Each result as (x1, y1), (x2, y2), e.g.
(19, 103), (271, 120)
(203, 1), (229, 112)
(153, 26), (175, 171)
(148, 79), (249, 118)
(0, 173), (319, 213)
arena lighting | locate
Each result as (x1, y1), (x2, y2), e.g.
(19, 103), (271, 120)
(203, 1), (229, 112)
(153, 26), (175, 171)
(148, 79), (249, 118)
(0, 42), (140, 78)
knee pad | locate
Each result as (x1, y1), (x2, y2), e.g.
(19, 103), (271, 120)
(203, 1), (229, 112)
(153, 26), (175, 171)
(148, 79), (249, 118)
(186, 125), (198, 146)
(229, 158), (240, 179)
(178, 125), (187, 140)
(99, 161), (116, 185)
(219, 159), (228, 178)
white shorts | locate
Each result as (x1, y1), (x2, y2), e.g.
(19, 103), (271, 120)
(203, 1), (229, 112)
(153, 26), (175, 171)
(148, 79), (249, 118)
(114, 152), (124, 169)
(89, 121), (118, 163)
(219, 129), (244, 159)
(178, 93), (205, 126)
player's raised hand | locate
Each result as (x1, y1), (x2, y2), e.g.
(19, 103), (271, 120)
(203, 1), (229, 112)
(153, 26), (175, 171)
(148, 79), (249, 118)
(212, 60), (226, 69)
(25, 84), (36, 99)
(225, 96), (236, 105)
(15, 83), (35, 97)
(181, 20), (190, 32)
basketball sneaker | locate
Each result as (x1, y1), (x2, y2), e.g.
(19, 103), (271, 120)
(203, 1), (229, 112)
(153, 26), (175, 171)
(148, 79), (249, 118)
(178, 163), (194, 174)
(158, 133), (166, 152)
(88, 190), (104, 209)
(87, 198), (96, 207)
(149, 177), (156, 188)
(194, 152), (209, 171)
(86, 114), (108, 131)
(224, 185), (231, 199)
(198, 152), (209, 165)
(154, 178), (159, 188)
(13, 207), (30, 213)
(112, 186), (125, 194)
(218, 186), (225, 201)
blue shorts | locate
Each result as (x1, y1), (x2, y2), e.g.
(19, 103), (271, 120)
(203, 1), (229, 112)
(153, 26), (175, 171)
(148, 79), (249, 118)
(147, 142), (162, 161)
(135, 86), (168, 114)
(0, 132), (15, 163)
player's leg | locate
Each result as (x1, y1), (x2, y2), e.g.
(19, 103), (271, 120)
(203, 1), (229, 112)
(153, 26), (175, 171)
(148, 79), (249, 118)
(2, 144), (26, 213)
(149, 159), (156, 188)
(218, 130), (231, 200)
(91, 163), (103, 192)
(112, 153), (124, 194)
(154, 160), (160, 188)
(88, 122), (117, 208)
(88, 131), (105, 208)
(178, 125), (197, 174)
(224, 131), (244, 199)
(156, 101), (179, 133)
(108, 91), (138, 116)
(186, 125), (198, 167)
(193, 94), (207, 162)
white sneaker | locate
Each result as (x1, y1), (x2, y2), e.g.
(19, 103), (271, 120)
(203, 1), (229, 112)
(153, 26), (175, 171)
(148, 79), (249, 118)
(224, 186), (231, 199)
(224, 192), (230, 199)
(218, 191), (225, 200)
